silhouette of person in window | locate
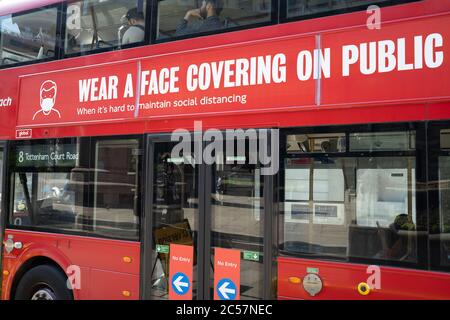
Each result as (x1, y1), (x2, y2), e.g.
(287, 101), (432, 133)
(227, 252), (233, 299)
(377, 214), (415, 260)
(176, 0), (224, 36)
(121, 8), (145, 45)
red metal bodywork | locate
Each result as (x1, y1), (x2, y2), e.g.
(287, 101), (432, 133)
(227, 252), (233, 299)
(0, 0), (450, 300)
(1, 230), (140, 300)
(278, 257), (450, 300)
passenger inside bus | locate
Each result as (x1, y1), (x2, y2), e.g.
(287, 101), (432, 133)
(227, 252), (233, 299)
(175, 0), (224, 36)
(120, 8), (145, 46)
(377, 214), (416, 260)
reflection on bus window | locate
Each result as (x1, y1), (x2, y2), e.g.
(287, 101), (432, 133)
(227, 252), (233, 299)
(350, 131), (416, 152)
(157, 0), (271, 40)
(438, 129), (450, 268)
(287, 133), (346, 153)
(93, 139), (140, 240)
(10, 139), (87, 232)
(150, 142), (198, 299)
(281, 130), (420, 265)
(65, 0), (147, 55)
(287, 0), (401, 19)
(9, 138), (141, 241)
(0, 8), (57, 66)
(211, 159), (265, 300)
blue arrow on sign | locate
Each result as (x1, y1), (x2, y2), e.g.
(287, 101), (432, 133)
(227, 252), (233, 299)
(217, 278), (237, 300)
(171, 272), (190, 295)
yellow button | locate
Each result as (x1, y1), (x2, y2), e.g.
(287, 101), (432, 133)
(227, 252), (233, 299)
(123, 257), (132, 263)
(357, 282), (371, 296)
(3, 270), (10, 277)
(122, 291), (131, 297)
(288, 277), (302, 284)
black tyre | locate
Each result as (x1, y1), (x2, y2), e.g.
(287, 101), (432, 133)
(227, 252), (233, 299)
(14, 264), (73, 300)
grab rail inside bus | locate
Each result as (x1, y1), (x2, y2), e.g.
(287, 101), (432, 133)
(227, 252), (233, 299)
(1, 57), (20, 65)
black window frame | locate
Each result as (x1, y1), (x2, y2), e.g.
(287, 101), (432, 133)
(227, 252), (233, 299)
(278, 122), (429, 271)
(151, 0), (279, 45)
(0, 2), (64, 70)
(427, 120), (450, 273)
(5, 135), (144, 242)
(0, 141), (7, 287)
(280, 0), (422, 24)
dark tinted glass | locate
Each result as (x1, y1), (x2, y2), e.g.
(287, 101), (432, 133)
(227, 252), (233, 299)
(0, 7), (57, 66)
(287, 0), (411, 19)
(9, 139), (88, 232)
(156, 0), (271, 40)
(65, 0), (147, 55)
(150, 141), (199, 299)
(92, 139), (140, 239)
(9, 137), (141, 241)
(281, 128), (422, 266)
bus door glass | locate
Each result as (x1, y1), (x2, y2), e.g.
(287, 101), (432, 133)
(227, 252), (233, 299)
(429, 123), (450, 272)
(145, 130), (276, 300)
(146, 136), (199, 300)
(208, 132), (266, 300)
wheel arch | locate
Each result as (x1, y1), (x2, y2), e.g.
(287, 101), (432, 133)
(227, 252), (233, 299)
(10, 256), (73, 300)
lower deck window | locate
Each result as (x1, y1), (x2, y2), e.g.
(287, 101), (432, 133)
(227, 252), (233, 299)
(281, 129), (421, 265)
(9, 137), (141, 240)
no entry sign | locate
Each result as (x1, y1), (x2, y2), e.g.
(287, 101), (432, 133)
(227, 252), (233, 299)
(214, 248), (241, 300)
(169, 243), (193, 300)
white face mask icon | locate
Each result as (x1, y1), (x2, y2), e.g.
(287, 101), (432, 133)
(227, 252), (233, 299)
(33, 80), (61, 120)
(41, 97), (55, 113)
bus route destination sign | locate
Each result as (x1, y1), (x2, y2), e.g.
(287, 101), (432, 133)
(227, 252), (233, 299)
(14, 143), (79, 168)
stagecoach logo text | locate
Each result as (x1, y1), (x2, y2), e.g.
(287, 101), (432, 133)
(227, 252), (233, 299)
(0, 96), (12, 107)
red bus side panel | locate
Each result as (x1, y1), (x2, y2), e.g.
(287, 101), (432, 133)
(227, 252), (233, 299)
(278, 257), (450, 300)
(1, 230), (140, 300)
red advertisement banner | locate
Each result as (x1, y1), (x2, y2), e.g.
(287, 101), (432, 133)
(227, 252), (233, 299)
(16, 15), (450, 127)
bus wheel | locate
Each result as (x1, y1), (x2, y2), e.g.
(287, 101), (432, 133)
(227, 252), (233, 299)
(14, 264), (73, 300)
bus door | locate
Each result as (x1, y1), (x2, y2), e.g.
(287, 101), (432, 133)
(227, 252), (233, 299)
(142, 130), (276, 300)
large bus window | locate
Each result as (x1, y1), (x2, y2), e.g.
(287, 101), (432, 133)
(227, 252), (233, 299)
(286, 0), (416, 20)
(9, 139), (88, 232)
(157, 0), (272, 40)
(8, 137), (141, 241)
(65, 0), (147, 55)
(92, 139), (140, 240)
(435, 129), (450, 269)
(0, 7), (57, 66)
(281, 129), (421, 266)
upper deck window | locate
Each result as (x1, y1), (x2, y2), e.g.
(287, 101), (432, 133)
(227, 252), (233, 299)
(0, 7), (57, 66)
(65, 0), (147, 55)
(287, 0), (414, 19)
(156, 0), (272, 40)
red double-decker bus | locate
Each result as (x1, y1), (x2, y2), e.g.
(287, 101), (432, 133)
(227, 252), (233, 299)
(0, 0), (449, 300)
